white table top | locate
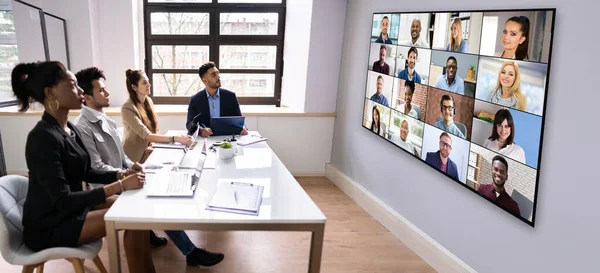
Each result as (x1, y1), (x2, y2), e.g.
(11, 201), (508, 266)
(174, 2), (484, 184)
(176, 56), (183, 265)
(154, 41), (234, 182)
(104, 131), (326, 224)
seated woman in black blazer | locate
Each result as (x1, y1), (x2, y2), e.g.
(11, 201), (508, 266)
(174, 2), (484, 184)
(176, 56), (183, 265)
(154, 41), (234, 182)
(12, 61), (155, 273)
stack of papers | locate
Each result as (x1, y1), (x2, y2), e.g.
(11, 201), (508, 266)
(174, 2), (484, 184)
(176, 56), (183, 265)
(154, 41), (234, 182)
(206, 181), (264, 215)
(237, 135), (268, 146)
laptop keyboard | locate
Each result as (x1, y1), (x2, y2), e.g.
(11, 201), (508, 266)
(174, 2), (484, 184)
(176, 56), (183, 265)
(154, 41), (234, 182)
(167, 173), (189, 193)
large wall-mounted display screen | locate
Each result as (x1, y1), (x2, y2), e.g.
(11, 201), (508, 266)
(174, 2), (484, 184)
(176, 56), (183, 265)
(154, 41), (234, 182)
(363, 9), (555, 226)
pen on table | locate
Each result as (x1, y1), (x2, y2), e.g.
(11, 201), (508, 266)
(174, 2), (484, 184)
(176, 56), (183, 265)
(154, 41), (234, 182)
(234, 191), (239, 204)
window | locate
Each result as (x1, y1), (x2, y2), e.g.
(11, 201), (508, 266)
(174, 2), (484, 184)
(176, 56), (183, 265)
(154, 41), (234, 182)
(0, 9), (18, 106)
(143, 0), (285, 105)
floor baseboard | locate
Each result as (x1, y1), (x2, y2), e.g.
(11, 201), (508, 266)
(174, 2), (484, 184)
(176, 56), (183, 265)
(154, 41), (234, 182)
(325, 164), (476, 273)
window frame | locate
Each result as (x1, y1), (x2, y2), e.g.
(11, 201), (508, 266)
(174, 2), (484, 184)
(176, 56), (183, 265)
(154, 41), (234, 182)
(143, 0), (286, 106)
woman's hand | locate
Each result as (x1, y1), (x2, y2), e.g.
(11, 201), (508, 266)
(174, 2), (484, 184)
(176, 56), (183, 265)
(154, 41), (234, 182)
(121, 172), (146, 191)
(175, 135), (193, 146)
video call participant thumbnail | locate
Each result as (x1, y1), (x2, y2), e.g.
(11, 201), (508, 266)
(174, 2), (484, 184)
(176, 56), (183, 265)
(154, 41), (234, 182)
(425, 132), (459, 181)
(397, 47), (422, 84)
(375, 15), (393, 44)
(433, 94), (465, 139)
(370, 75), (390, 107)
(478, 155), (521, 217)
(446, 18), (468, 53)
(497, 16), (530, 61)
(405, 18), (430, 48)
(435, 56), (465, 96)
(370, 105), (387, 138)
(373, 44), (390, 75)
(484, 109), (526, 164)
(395, 80), (420, 120)
(486, 61), (526, 111)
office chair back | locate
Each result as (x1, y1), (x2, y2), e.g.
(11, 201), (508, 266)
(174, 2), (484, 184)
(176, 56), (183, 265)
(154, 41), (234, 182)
(511, 189), (533, 220)
(0, 175), (28, 263)
(0, 131), (6, 177)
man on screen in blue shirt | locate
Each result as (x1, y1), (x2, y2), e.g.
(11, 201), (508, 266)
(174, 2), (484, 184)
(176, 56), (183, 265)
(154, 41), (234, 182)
(370, 75), (390, 107)
(435, 56), (465, 95)
(397, 47), (422, 84)
(186, 61), (248, 137)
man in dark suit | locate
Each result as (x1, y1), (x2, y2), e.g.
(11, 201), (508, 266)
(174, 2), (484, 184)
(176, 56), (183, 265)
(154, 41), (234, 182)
(186, 61), (248, 137)
(425, 132), (459, 180)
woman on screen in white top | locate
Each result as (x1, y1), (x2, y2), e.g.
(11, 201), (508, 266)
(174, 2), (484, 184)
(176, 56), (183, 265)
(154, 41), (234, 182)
(395, 80), (420, 120)
(495, 16), (530, 61)
(483, 109), (526, 164)
(486, 61), (527, 111)
(370, 105), (387, 138)
(445, 18), (468, 53)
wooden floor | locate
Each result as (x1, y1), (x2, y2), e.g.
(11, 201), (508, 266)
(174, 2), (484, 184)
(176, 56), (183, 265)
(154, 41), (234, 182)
(0, 177), (435, 273)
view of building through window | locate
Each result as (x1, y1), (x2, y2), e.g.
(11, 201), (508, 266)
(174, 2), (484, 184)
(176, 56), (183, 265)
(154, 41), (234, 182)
(146, 1), (284, 105)
(0, 10), (18, 104)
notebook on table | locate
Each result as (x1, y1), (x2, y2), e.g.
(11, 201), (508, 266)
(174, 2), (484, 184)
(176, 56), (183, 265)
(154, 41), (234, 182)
(206, 181), (264, 215)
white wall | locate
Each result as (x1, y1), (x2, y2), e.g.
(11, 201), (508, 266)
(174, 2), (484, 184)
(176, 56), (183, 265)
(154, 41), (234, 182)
(280, 0), (312, 110)
(94, 0), (139, 107)
(0, 114), (334, 176)
(331, 1), (600, 273)
(303, 0), (346, 113)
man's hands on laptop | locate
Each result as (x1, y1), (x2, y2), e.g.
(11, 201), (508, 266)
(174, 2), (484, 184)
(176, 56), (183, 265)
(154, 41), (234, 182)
(241, 127), (248, 135)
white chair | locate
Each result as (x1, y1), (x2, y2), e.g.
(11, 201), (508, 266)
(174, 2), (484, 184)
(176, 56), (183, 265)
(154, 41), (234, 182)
(0, 175), (107, 273)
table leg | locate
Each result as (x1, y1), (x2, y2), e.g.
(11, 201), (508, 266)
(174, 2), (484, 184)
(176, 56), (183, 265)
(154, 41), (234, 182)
(105, 221), (121, 273)
(308, 224), (325, 273)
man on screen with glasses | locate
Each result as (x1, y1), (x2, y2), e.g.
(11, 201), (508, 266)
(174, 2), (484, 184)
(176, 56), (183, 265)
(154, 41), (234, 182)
(425, 132), (459, 181)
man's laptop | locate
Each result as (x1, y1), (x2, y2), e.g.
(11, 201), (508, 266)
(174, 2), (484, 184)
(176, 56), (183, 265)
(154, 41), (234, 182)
(210, 116), (245, 136)
(146, 171), (199, 197)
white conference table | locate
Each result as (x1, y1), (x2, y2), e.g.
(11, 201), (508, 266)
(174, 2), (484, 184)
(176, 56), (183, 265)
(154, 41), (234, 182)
(104, 131), (327, 273)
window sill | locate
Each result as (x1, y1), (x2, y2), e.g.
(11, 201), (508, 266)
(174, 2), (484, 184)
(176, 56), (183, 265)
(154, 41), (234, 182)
(0, 104), (336, 117)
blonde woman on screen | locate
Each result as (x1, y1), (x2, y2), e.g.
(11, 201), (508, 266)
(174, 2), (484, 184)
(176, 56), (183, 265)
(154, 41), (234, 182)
(487, 61), (526, 111)
(483, 109), (526, 164)
(445, 18), (468, 53)
(370, 105), (387, 138)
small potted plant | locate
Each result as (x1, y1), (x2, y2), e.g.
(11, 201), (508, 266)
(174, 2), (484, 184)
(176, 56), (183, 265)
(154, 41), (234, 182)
(467, 64), (476, 81)
(218, 142), (236, 159)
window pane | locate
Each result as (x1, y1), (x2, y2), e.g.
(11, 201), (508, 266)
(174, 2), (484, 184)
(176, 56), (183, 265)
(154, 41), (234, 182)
(148, 0), (211, 3)
(152, 74), (205, 97)
(220, 13), (278, 35)
(152, 45), (209, 69)
(220, 45), (276, 69)
(151, 13), (209, 35)
(220, 73), (274, 97)
(218, 0), (282, 3)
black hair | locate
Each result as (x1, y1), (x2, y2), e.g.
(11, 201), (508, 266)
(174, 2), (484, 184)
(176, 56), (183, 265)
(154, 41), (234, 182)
(492, 155), (509, 173)
(382, 16), (389, 21)
(488, 109), (515, 148)
(11, 61), (68, 112)
(380, 44), (387, 51)
(446, 56), (457, 65)
(408, 47), (418, 58)
(198, 61), (216, 79)
(75, 67), (106, 97)
(404, 80), (415, 95)
(440, 94), (454, 108)
(507, 16), (530, 60)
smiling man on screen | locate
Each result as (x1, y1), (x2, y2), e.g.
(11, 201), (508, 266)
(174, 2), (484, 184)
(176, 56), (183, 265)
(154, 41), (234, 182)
(186, 61), (248, 137)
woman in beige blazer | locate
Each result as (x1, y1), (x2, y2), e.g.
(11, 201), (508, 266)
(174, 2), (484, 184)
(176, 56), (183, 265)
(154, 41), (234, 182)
(121, 69), (193, 162)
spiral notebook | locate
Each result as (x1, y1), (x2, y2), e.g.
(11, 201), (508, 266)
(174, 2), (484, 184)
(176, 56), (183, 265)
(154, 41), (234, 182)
(206, 181), (264, 216)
